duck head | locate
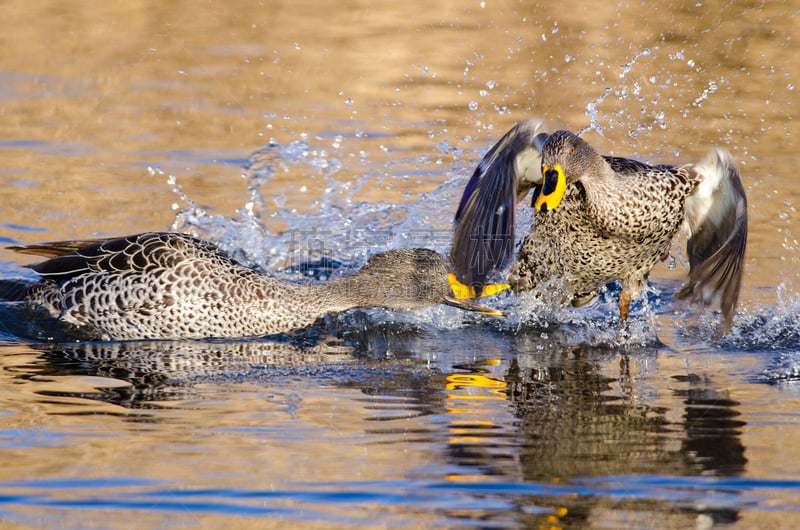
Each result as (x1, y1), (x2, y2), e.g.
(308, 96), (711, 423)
(534, 130), (597, 212)
(349, 248), (509, 316)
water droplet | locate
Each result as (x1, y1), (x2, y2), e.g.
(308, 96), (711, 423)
(345, 98), (353, 106)
(479, 89), (489, 97)
(486, 80), (496, 89)
(436, 140), (452, 154)
(468, 101), (479, 111)
(565, 54), (573, 62)
(788, 83), (795, 91)
(687, 59), (696, 68)
(294, 42), (301, 51)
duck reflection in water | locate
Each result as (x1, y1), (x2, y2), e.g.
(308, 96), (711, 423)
(18, 323), (747, 527)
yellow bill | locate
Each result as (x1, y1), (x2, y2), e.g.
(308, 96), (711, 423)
(445, 273), (510, 316)
(534, 163), (567, 212)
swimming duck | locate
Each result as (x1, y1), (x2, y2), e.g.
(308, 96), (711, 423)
(451, 119), (748, 332)
(10, 232), (508, 340)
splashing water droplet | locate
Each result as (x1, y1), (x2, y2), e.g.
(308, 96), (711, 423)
(436, 140), (452, 154)
(469, 101), (479, 111)
(691, 78), (719, 107)
(583, 87), (612, 137)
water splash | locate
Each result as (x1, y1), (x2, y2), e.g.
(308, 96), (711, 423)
(160, 135), (463, 280)
(684, 78), (721, 117)
(576, 46), (729, 156)
(579, 87), (612, 138)
(578, 46), (658, 140)
(725, 285), (800, 353)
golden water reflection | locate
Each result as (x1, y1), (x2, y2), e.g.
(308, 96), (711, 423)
(0, 0), (799, 526)
(0, 328), (783, 527)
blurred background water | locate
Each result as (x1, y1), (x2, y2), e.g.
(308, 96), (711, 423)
(0, 0), (799, 528)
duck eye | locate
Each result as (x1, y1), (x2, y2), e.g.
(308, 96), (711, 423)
(569, 146), (575, 155)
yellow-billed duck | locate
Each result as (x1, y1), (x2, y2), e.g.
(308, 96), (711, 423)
(451, 118), (747, 333)
(11, 232), (508, 340)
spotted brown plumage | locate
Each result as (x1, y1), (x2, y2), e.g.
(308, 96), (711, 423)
(451, 119), (748, 333)
(11, 232), (506, 340)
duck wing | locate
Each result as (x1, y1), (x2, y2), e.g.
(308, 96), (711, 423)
(451, 118), (547, 290)
(604, 155), (668, 176)
(9, 239), (109, 259)
(676, 147), (748, 332)
(9, 232), (225, 283)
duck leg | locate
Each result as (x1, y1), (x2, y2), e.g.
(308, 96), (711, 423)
(618, 288), (632, 326)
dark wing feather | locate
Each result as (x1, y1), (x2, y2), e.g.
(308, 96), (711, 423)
(8, 240), (109, 258)
(451, 119), (546, 290)
(603, 155), (665, 176)
(675, 148), (748, 333)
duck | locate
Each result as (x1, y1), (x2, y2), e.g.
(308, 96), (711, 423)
(10, 232), (508, 340)
(451, 118), (748, 333)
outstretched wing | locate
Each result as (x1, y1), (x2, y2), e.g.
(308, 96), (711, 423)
(676, 147), (748, 333)
(451, 118), (547, 290)
(9, 232), (227, 282)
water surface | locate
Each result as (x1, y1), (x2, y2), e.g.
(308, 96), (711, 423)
(0, 1), (799, 528)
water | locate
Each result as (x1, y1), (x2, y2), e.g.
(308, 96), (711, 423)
(1, 0), (799, 527)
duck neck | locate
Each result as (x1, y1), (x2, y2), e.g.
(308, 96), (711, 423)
(308, 249), (449, 313)
(312, 271), (420, 312)
(261, 249), (451, 332)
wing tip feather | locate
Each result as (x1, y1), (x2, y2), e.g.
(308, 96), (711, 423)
(678, 147), (748, 334)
